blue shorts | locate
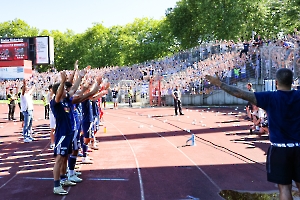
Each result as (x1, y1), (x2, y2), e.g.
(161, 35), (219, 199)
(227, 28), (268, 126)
(54, 134), (72, 157)
(72, 130), (80, 150)
(94, 116), (100, 132)
(82, 122), (94, 139)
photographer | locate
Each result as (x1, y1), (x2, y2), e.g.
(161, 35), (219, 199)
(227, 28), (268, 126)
(258, 114), (269, 136)
(245, 83), (254, 120)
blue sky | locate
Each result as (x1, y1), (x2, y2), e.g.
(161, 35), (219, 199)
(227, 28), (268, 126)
(1, 0), (179, 33)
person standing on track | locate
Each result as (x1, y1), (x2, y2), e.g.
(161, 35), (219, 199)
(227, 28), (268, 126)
(81, 79), (108, 164)
(172, 85), (184, 116)
(42, 88), (50, 119)
(51, 66), (89, 195)
(7, 88), (17, 121)
(51, 71), (77, 195)
(245, 82), (254, 120)
(20, 79), (35, 143)
(17, 90), (24, 123)
(111, 86), (119, 109)
(128, 86), (133, 107)
(205, 68), (300, 200)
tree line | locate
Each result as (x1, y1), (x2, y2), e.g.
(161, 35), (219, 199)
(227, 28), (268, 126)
(0, 0), (299, 71)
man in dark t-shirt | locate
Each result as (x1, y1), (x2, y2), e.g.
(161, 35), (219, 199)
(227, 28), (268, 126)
(172, 85), (184, 116)
(7, 88), (16, 120)
(206, 68), (300, 199)
(111, 87), (119, 109)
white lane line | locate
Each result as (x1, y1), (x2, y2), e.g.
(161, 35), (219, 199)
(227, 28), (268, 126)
(23, 177), (53, 180)
(0, 141), (51, 189)
(88, 178), (129, 181)
(61, 187), (72, 200)
(115, 113), (221, 192)
(22, 177), (128, 181)
(106, 112), (221, 193)
(145, 122), (222, 191)
(108, 121), (145, 200)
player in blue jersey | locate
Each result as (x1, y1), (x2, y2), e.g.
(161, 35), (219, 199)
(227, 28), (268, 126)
(206, 68), (300, 200)
(90, 99), (100, 150)
(51, 66), (91, 195)
(65, 77), (104, 181)
(81, 81), (109, 164)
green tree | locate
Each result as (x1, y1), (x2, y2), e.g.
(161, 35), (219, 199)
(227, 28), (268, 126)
(279, 0), (300, 33)
(48, 30), (78, 71)
(166, 0), (268, 48)
(0, 19), (39, 38)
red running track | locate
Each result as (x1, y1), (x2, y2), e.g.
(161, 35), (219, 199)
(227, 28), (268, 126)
(0, 104), (288, 199)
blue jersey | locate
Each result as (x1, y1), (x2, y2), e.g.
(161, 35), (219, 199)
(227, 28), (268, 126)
(92, 100), (99, 118)
(73, 103), (82, 130)
(81, 99), (93, 131)
(255, 90), (300, 143)
(50, 95), (75, 136)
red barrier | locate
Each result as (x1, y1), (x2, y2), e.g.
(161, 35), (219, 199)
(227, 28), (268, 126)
(149, 76), (162, 106)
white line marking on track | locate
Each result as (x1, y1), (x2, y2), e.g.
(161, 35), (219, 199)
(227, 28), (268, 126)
(0, 141), (51, 189)
(108, 121), (145, 200)
(108, 112), (221, 192)
(23, 177), (53, 180)
(88, 178), (129, 181)
(61, 187), (72, 200)
(145, 122), (221, 191)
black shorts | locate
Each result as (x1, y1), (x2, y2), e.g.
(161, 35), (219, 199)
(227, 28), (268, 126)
(266, 145), (300, 185)
(101, 96), (106, 103)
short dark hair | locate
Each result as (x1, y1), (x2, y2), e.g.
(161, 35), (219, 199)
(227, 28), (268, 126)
(52, 83), (60, 95)
(247, 83), (252, 87)
(48, 84), (53, 90)
(65, 81), (72, 89)
(276, 68), (293, 87)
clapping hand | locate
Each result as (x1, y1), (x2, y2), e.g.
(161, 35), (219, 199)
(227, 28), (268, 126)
(79, 68), (87, 78)
(60, 71), (67, 82)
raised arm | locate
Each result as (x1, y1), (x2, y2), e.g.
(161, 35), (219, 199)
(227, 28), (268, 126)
(68, 68), (87, 97)
(55, 71), (67, 103)
(22, 79), (26, 95)
(72, 77), (102, 104)
(28, 84), (35, 95)
(67, 60), (79, 84)
(90, 82), (110, 101)
(205, 73), (257, 105)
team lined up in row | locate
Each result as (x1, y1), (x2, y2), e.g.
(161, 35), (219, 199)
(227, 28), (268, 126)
(33, 61), (109, 195)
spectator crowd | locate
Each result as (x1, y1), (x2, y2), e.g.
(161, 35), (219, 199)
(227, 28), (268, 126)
(1, 32), (300, 103)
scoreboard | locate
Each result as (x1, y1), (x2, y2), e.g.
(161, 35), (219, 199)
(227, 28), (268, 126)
(0, 36), (54, 65)
(0, 36), (54, 80)
(0, 38), (29, 61)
